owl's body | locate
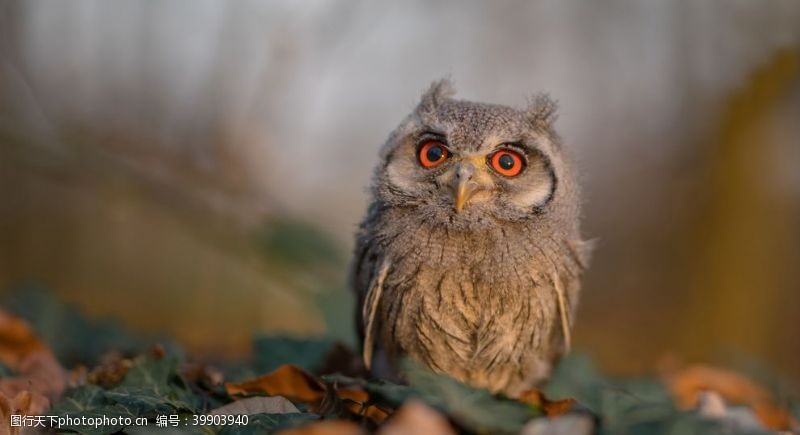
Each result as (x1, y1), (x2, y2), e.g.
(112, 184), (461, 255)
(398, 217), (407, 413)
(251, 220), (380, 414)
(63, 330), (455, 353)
(351, 80), (590, 397)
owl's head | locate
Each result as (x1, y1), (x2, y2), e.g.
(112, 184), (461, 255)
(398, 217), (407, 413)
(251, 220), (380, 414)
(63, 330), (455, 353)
(374, 79), (578, 229)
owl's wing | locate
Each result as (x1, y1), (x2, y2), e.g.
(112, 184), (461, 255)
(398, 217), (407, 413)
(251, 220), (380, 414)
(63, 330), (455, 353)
(350, 226), (390, 370)
(361, 260), (389, 369)
(550, 267), (571, 352)
(551, 238), (595, 354)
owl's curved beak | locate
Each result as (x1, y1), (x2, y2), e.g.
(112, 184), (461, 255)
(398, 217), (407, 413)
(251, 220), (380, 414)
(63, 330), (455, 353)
(455, 180), (476, 213)
(453, 162), (479, 213)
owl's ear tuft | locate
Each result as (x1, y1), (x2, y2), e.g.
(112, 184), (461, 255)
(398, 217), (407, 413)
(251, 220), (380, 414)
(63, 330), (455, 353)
(417, 78), (455, 114)
(526, 93), (558, 130)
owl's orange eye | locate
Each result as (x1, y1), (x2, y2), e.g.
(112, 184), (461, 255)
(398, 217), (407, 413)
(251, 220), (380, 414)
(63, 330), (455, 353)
(489, 149), (524, 177)
(418, 141), (449, 168)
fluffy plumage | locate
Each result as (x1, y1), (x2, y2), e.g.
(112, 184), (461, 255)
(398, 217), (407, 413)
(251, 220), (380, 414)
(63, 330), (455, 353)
(351, 79), (591, 397)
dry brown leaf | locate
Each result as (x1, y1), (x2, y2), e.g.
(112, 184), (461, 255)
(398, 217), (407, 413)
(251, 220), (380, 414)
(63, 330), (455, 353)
(518, 389), (576, 417)
(0, 390), (32, 435)
(68, 365), (89, 387)
(336, 387), (391, 424)
(227, 365), (392, 423)
(0, 319), (45, 375)
(86, 352), (133, 388)
(6, 348), (65, 395)
(0, 311), (46, 368)
(666, 364), (794, 430)
(0, 385), (52, 433)
(210, 396), (299, 415)
(0, 383), (51, 418)
(226, 365), (325, 404)
(277, 420), (365, 435)
(182, 362), (224, 390)
(0, 309), (66, 425)
(149, 344), (167, 360)
(377, 400), (454, 435)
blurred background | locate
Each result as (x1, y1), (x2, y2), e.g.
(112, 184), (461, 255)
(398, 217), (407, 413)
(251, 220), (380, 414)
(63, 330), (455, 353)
(1, 0), (798, 379)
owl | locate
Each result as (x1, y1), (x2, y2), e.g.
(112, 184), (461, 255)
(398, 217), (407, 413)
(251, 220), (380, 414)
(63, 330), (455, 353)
(350, 79), (591, 397)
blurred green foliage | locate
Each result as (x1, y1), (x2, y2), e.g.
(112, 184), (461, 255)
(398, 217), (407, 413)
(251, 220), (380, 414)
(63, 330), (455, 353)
(3, 287), (154, 367)
(256, 219), (342, 269)
(254, 219), (356, 347)
(252, 335), (336, 375)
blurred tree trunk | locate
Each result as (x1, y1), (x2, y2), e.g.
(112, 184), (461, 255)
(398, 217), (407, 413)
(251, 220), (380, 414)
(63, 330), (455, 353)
(683, 49), (800, 372)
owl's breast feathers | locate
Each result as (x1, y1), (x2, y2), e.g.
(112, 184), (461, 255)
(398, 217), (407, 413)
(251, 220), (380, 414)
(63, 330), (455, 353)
(352, 210), (590, 395)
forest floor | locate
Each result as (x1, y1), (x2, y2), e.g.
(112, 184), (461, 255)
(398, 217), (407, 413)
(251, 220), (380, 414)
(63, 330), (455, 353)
(0, 289), (798, 435)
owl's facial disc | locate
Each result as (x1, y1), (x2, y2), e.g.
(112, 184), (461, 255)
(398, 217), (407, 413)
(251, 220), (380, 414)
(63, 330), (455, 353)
(382, 119), (557, 223)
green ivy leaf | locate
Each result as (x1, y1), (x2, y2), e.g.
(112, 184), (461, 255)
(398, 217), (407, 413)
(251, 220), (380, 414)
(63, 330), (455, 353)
(50, 385), (136, 435)
(112, 355), (199, 413)
(324, 363), (534, 434)
(50, 355), (199, 434)
(405, 363), (534, 434)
